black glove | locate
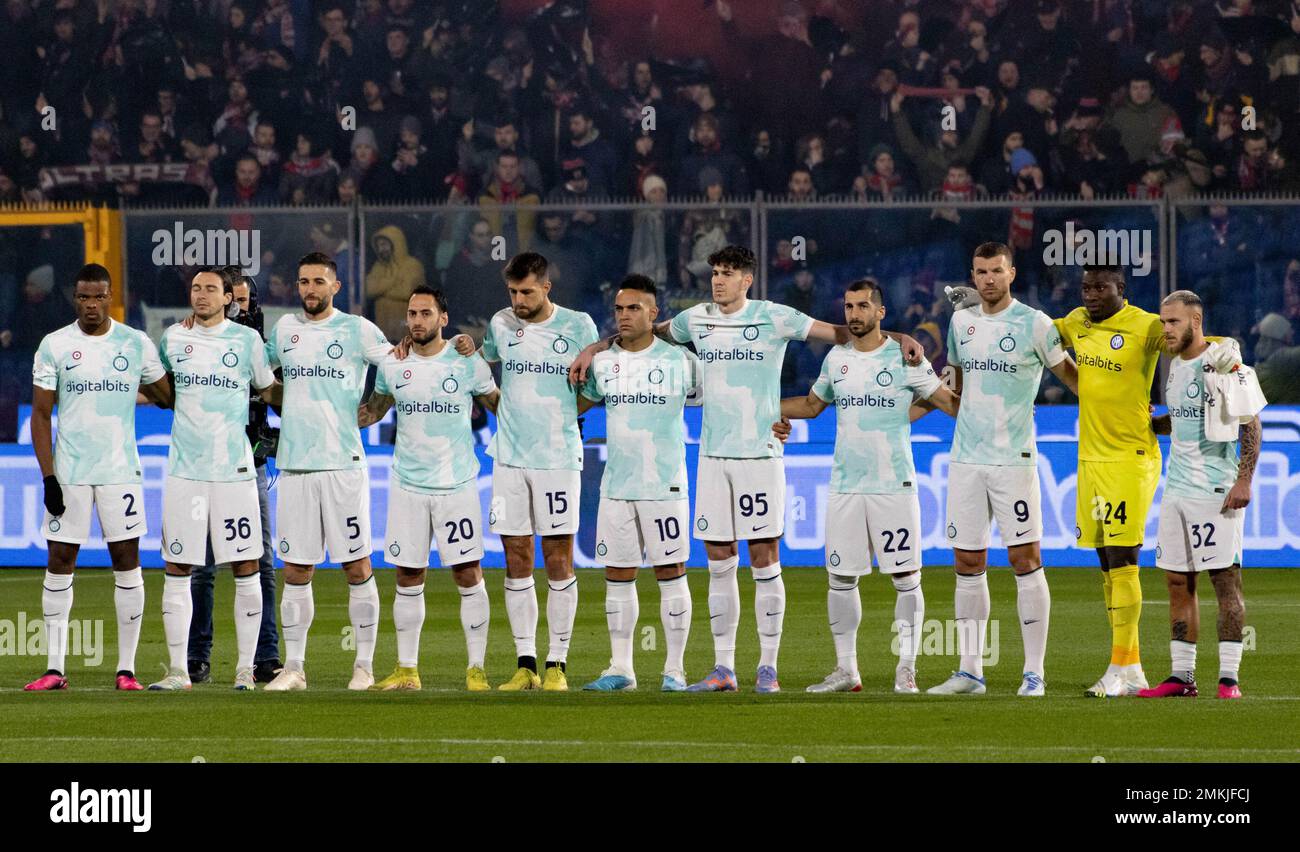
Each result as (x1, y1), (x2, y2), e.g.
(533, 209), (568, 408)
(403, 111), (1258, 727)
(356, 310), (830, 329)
(43, 475), (65, 516)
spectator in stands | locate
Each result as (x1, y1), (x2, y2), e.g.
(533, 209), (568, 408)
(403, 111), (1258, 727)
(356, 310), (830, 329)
(216, 154), (277, 206)
(678, 113), (749, 198)
(460, 116), (542, 195)
(477, 150), (539, 254)
(444, 216), (506, 342)
(562, 104), (617, 193)
(246, 121), (282, 186)
(1231, 129), (1293, 192)
(390, 115), (438, 200)
(280, 131), (338, 204)
(346, 126), (396, 200)
(891, 85), (993, 194)
(628, 174), (671, 287)
(1105, 70), (1179, 166)
(367, 224), (426, 341)
(1252, 313), (1300, 403)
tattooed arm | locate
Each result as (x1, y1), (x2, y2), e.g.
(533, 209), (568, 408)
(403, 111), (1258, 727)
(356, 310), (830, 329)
(1221, 415), (1261, 512)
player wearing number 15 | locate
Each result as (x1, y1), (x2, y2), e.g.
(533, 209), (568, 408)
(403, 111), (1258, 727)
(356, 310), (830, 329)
(151, 268), (277, 691)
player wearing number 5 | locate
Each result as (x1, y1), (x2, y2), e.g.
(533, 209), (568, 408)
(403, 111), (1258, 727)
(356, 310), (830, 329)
(150, 269), (277, 691)
(929, 243), (1078, 697)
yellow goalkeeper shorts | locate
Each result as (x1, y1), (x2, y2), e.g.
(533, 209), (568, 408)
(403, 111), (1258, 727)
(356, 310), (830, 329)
(1075, 458), (1160, 549)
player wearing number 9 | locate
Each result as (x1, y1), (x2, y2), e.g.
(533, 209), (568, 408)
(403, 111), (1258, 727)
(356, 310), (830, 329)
(151, 268), (277, 691)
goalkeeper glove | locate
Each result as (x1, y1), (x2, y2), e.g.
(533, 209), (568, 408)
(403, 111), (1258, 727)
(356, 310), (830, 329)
(43, 475), (65, 516)
(1206, 338), (1243, 374)
(944, 285), (980, 310)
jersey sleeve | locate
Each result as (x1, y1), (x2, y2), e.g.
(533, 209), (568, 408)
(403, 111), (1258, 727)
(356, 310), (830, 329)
(158, 327), (173, 372)
(470, 355), (496, 396)
(669, 309), (692, 343)
(480, 317), (501, 363)
(682, 350), (704, 406)
(32, 336), (57, 391)
(769, 302), (814, 341)
(579, 355), (604, 402)
(945, 315), (960, 365)
(1052, 315), (1071, 349)
(1143, 314), (1166, 354)
(811, 353), (835, 403)
(373, 362), (390, 395)
(1033, 312), (1067, 368)
(265, 321), (281, 368)
(139, 332), (166, 384)
(359, 317), (393, 365)
(907, 357), (944, 399)
(578, 313), (600, 349)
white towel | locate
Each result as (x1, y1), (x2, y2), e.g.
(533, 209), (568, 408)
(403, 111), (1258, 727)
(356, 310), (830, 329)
(1203, 341), (1267, 442)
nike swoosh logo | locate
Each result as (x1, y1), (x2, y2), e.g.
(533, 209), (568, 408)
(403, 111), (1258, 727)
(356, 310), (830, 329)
(174, 356), (191, 363)
(236, 546), (251, 553)
(65, 364), (80, 370)
(551, 522), (564, 528)
(470, 620), (487, 630)
(359, 623), (376, 629)
(604, 610), (619, 615)
(1107, 532), (1121, 538)
(1201, 556), (1214, 563)
(709, 614), (722, 620)
(395, 382), (410, 389)
(129, 613), (142, 622)
(42, 612), (58, 617)
(1022, 619), (1039, 625)
(126, 523), (140, 531)
(245, 611), (259, 617)
(668, 610), (686, 617)
(833, 378), (845, 383)
(665, 548), (679, 556)
(697, 333), (713, 339)
(960, 338), (972, 345)
(349, 545), (364, 553)
(1015, 529), (1029, 537)
(764, 610), (783, 617)
(507, 341), (521, 347)
(893, 559), (912, 567)
(753, 524), (767, 531)
(459, 547), (473, 555)
(281, 347), (296, 353)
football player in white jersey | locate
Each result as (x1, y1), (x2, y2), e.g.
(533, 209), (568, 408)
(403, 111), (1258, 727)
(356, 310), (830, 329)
(1141, 290), (1263, 700)
(449, 252), (600, 691)
(263, 253), (394, 691)
(360, 286), (500, 691)
(26, 264), (171, 691)
(577, 276), (702, 692)
(780, 279), (960, 694)
(928, 242), (1078, 697)
(571, 246), (923, 693)
(148, 268), (277, 691)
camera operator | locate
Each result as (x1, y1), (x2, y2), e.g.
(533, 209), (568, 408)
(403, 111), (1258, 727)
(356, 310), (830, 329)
(187, 267), (283, 683)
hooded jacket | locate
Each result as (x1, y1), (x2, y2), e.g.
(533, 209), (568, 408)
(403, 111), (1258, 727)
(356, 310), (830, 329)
(366, 225), (426, 341)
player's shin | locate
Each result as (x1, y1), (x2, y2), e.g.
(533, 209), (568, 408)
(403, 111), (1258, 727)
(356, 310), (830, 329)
(754, 563), (785, 670)
(605, 575), (638, 675)
(349, 575), (380, 672)
(114, 567), (145, 674)
(954, 571), (990, 678)
(828, 574), (861, 677)
(281, 580), (315, 672)
(658, 573), (691, 676)
(706, 556), (740, 670)
(503, 575), (539, 667)
(42, 571), (74, 674)
(457, 579), (489, 669)
(892, 572), (923, 672)
(1015, 567), (1050, 678)
(393, 581), (425, 669)
(161, 572), (193, 672)
(1108, 564), (1142, 669)
(232, 572), (261, 671)
(546, 576), (578, 666)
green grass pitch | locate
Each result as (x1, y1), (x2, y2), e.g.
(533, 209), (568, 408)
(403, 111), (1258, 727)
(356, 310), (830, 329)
(0, 565), (1296, 762)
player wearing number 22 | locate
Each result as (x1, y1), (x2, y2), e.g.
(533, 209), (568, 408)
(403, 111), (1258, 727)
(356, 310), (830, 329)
(781, 279), (960, 695)
(360, 286), (501, 691)
(578, 276), (702, 692)
(930, 243), (1079, 697)
(263, 253), (395, 692)
(151, 269), (277, 691)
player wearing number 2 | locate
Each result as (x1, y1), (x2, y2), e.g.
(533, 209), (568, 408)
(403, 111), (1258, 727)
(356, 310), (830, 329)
(929, 243), (1078, 697)
(780, 279), (960, 694)
(150, 269), (276, 691)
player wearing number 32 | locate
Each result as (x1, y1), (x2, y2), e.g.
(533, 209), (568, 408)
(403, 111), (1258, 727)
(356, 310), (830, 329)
(264, 253), (395, 692)
(360, 287), (500, 692)
(150, 269), (277, 691)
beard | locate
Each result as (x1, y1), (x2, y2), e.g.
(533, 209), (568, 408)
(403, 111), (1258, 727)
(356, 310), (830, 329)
(301, 295), (329, 316)
(410, 329), (438, 345)
(848, 320), (876, 337)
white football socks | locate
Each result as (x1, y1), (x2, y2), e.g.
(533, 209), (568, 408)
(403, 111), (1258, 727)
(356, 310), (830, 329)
(349, 576), (380, 672)
(754, 562), (785, 670)
(707, 557), (740, 670)
(954, 572), (990, 678)
(892, 572), (924, 670)
(503, 575), (538, 660)
(281, 581), (314, 672)
(1015, 568), (1050, 677)
(605, 578), (638, 675)
(1171, 639), (1197, 682)
(458, 579), (490, 669)
(42, 571), (73, 674)
(393, 582), (425, 669)
(232, 573), (261, 671)
(827, 574), (861, 677)
(161, 573), (192, 672)
(1219, 640), (1242, 683)
(658, 574), (691, 676)
(546, 576), (578, 663)
(114, 567), (145, 673)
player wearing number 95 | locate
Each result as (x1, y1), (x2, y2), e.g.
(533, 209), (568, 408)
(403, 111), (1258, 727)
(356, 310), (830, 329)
(150, 269), (277, 691)
(359, 286), (501, 692)
(780, 279), (960, 695)
(263, 253), (395, 692)
(929, 242), (1078, 698)
(1141, 291), (1264, 700)
(26, 264), (171, 692)
(577, 276), (702, 692)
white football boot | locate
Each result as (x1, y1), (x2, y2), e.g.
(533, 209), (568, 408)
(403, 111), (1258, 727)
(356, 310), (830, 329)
(264, 668), (307, 691)
(926, 670), (987, 694)
(806, 667), (862, 693)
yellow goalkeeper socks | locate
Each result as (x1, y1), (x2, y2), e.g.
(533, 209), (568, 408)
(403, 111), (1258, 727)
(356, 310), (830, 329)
(1101, 570), (1114, 628)
(1109, 564), (1142, 667)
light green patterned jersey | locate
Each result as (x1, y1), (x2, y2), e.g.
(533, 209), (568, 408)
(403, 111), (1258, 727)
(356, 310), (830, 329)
(580, 338), (702, 501)
(669, 298), (813, 459)
(481, 304), (599, 470)
(812, 340), (942, 494)
(266, 309), (391, 472)
(32, 319), (166, 485)
(160, 320), (274, 482)
(1164, 352), (1240, 499)
(375, 344), (497, 493)
(946, 299), (1065, 466)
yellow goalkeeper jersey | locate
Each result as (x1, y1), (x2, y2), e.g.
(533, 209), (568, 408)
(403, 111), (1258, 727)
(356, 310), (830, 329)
(1054, 302), (1164, 463)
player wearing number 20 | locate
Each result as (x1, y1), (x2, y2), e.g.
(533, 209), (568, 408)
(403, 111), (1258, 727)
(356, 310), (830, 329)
(781, 279), (960, 695)
(929, 243), (1079, 698)
(151, 269), (276, 691)
(360, 286), (500, 692)
(578, 276), (702, 692)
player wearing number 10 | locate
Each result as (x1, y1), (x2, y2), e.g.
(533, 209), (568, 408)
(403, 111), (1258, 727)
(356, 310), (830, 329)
(151, 268), (277, 691)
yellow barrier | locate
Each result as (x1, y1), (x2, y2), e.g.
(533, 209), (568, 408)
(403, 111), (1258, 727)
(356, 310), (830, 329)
(0, 204), (126, 321)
